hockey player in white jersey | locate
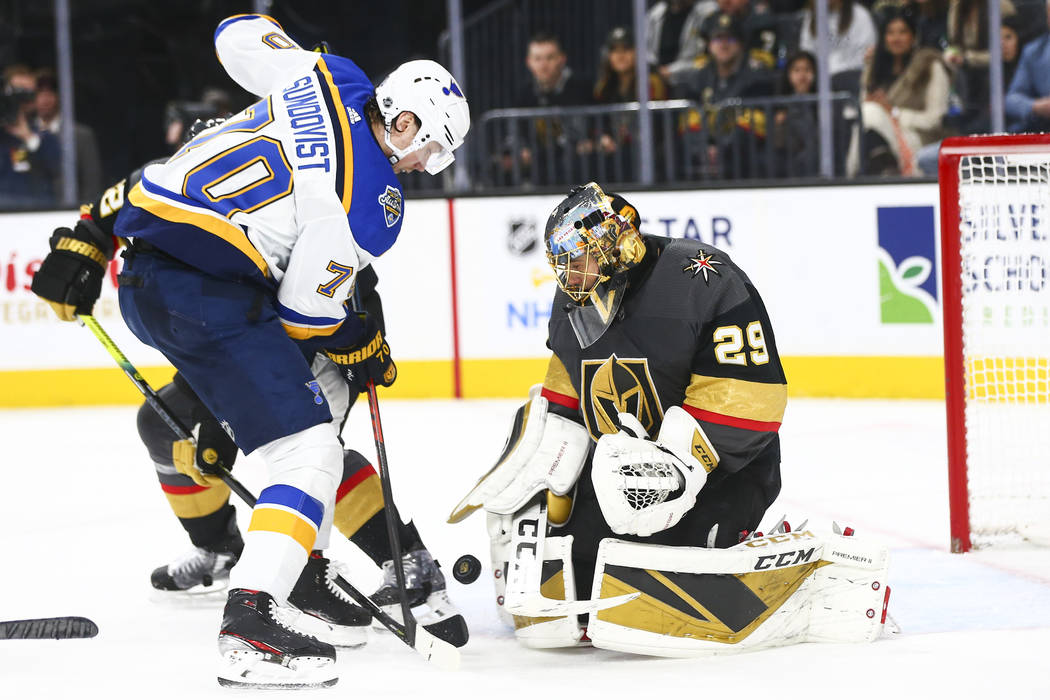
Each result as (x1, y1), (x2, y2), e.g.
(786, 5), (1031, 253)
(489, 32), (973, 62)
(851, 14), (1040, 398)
(29, 14), (468, 688)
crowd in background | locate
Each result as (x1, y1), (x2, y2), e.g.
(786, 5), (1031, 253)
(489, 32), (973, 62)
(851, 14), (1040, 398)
(1, 0), (1048, 207)
(500, 0), (1049, 184)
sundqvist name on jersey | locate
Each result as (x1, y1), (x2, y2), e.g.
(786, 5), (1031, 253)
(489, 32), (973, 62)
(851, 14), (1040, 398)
(282, 75), (331, 172)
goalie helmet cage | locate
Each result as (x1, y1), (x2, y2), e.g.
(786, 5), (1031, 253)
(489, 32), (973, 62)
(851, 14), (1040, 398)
(939, 134), (1050, 553)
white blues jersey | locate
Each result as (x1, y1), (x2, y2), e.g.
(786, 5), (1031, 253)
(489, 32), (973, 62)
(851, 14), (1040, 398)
(116, 14), (404, 341)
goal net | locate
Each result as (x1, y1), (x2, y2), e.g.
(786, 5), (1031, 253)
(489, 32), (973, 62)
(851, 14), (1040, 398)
(939, 135), (1050, 552)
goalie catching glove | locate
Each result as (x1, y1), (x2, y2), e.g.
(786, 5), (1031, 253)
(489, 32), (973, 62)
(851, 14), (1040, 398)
(592, 407), (719, 537)
(324, 317), (397, 395)
(30, 218), (115, 321)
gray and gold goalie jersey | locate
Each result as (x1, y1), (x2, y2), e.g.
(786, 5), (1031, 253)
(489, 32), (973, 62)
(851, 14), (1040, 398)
(540, 235), (786, 492)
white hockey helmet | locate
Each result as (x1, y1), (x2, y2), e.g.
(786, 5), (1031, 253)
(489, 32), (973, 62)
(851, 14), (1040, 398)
(374, 59), (470, 175)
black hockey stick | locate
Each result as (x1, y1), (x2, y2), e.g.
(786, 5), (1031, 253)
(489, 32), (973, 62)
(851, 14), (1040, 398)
(349, 289), (416, 647)
(0, 616), (98, 640)
(77, 314), (458, 669)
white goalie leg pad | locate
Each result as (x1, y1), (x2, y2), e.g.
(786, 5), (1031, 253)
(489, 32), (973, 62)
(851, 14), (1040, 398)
(448, 388), (590, 522)
(509, 535), (587, 649)
(591, 408), (714, 537)
(805, 532), (891, 643)
(588, 529), (890, 657)
(486, 512), (515, 629)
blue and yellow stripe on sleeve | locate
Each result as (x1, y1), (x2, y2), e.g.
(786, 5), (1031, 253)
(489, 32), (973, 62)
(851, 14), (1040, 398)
(276, 301), (345, 340)
(247, 484), (325, 553)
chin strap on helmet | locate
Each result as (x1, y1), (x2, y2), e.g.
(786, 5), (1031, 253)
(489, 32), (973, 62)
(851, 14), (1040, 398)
(374, 59), (470, 174)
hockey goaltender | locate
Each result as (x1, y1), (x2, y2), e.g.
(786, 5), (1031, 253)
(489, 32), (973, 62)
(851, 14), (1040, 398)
(449, 183), (892, 656)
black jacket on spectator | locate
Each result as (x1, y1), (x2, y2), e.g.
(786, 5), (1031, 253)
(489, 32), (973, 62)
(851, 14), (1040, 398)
(502, 67), (592, 186)
(0, 127), (60, 208)
(676, 60), (775, 180)
(514, 67), (592, 109)
(699, 10), (782, 70)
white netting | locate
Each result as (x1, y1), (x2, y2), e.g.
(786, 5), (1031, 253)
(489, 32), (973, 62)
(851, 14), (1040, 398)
(956, 153), (1050, 546)
(617, 461), (679, 510)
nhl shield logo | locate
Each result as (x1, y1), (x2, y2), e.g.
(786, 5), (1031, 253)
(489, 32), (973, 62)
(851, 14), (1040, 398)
(378, 185), (403, 228)
(507, 219), (537, 256)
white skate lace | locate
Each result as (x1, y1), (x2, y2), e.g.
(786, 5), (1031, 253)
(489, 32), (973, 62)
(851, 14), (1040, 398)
(169, 546), (214, 578)
(323, 560), (358, 605)
(270, 597), (312, 635)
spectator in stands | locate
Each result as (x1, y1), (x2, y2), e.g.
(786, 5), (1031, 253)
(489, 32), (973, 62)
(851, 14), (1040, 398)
(677, 12), (775, 179)
(591, 27), (670, 179)
(911, 0), (950, 50)
(594, 27), (671, 106)
(798, 0), (878, 93)
(944, 0), (1016, 126)
(916, 13), (1025, 173)
(847, 8), (950, 175)
(647, 0), (718, 89)
(771, 51), (821, 177)
(0, 64), (60, 209)
(500, 31), (591, 186)
(1005, 1), (1050, 133)
(33, 68), (103, 202)
(699, 0), (784, 71)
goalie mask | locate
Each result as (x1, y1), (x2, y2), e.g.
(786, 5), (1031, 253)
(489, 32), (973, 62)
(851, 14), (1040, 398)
(374, 59), (471, 175)
(543, 182), (646, 348)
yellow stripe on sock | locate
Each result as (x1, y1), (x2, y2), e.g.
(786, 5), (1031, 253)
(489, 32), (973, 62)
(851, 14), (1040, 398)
(333, 473), (384, 537)
(247, 507), (317, 552)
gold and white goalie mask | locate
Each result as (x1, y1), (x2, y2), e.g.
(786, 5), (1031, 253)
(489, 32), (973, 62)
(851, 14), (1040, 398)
(544, 182), (646, 348)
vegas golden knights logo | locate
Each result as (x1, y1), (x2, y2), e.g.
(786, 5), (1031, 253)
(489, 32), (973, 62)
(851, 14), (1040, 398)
(580, 355), (664, 441)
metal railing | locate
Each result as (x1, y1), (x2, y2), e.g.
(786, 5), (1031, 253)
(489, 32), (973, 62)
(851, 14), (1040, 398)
(476, 92), (862, 190)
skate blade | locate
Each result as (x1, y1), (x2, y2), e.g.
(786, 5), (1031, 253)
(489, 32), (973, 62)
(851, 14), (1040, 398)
(217, 649), (337, 689)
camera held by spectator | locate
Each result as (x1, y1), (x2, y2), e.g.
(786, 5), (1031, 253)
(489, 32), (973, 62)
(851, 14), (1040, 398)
(0, 83), (35, 127)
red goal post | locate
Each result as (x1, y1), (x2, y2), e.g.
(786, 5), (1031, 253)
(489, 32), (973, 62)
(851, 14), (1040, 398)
(939, 134), (1050, 553)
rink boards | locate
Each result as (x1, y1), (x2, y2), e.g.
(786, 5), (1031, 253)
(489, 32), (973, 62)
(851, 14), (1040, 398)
(0, 182), (947, 405)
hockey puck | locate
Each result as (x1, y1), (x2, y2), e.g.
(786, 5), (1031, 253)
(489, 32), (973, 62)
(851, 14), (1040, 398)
(452, 554), (482, 584)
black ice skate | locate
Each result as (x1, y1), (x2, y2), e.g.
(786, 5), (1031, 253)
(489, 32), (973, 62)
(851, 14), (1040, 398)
(371, 549), (469, 647)
(286, 551), (371, 648)
(151, 523), (243, 594)
(216, 588), (337, 689)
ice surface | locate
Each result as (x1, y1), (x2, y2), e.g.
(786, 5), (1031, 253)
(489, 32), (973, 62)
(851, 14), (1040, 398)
(1, 398), (1048, 699)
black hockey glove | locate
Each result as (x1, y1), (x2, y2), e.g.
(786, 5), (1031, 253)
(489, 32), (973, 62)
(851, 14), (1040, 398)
(324, 318), (397, 395)
(182, 116), (226, 145)
(30, 218), (115, 322)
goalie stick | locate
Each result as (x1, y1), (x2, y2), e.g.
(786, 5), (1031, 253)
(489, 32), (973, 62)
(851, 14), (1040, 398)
(504, 496), (638, 617)
(77, 314), (459, 671)
(0, 616), (98, 640)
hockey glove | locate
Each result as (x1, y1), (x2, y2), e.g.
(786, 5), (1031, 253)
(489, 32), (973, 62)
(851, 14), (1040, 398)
(30, 218), (115, 321)
(323, 318), (397, 395)
(172, 415), (238, 488)
(591, 411), (710, 537)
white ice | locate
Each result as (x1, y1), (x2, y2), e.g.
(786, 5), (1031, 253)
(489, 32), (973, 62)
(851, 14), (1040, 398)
(2, 398), (1049, 699)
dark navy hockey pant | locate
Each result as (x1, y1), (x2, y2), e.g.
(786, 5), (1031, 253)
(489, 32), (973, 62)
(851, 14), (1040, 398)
(118, 250), (332, 454)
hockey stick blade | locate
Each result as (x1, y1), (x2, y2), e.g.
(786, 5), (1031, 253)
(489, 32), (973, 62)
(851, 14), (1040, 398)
(0, 616), (98, 640)
(330, 573), (461, 669)
(503, 592), (639, 617)
(411, 625), (461, 671)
